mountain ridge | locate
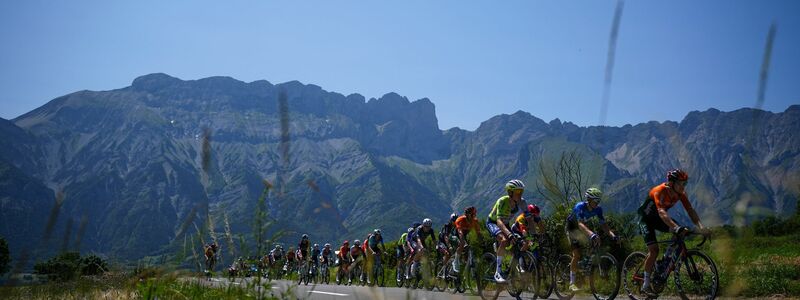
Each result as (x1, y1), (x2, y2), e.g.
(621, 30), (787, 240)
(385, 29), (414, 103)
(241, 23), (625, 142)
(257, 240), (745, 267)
(1, 73), (797, 262)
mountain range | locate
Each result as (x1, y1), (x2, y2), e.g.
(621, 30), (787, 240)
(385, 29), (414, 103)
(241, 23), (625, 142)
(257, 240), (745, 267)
(1, 73), (797, 262)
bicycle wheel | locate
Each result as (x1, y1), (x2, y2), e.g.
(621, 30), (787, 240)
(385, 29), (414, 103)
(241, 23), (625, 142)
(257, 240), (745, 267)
(476, 252), (501, 300)
(448, 256), (463, 293)
(621, 251), (648, 300)
(374, 263), (385, 287)
(435, 259), (448, 292)
(463, 250), (476, 294)
(554, 254), (576, 300)
(589, 254), (620, 300)
(355, 264), (365, 286)
(396, 263), (405, 287)
(507, 252), (537, 300)
(674, 250), (719, 300)
(297, 263), (304, 285)
(423, 258), (436, 291)
(535, 256), (555, 299)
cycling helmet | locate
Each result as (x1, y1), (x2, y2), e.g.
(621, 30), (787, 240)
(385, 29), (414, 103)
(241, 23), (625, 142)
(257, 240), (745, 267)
(407, 227), (414, 233)
(464, 206), (477, 216)
(667, 169), (689, 182)
(585, 187), (603, 202)
(343, 240), (349, 246)
(422, 218), (433, 228)
(313, 244), (319, 248)
(374, 229), (381, 235)
(302, 234), (309, 240)
(412, 222), (422, 229)
(505, 179), (525, 192)
(527, 204), (541, 217)
(324, 243), (331, 248)
(450, 213), (458, 223)
(354, 240), (361, 246)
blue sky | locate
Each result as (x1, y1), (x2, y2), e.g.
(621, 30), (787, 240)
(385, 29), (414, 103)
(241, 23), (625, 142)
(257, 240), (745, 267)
(1, 1), (798, 130)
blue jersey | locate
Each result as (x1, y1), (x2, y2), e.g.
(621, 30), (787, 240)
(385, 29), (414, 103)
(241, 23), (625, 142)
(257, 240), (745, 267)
(412, 226), (435, 244)
(569, 201), (606, 224)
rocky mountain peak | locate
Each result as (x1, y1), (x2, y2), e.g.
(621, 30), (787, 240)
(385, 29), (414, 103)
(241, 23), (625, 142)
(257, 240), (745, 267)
(131, 73), (183, 92)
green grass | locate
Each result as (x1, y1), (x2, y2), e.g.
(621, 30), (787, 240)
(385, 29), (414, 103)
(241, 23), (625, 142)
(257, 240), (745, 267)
(622, 231), (800, 297)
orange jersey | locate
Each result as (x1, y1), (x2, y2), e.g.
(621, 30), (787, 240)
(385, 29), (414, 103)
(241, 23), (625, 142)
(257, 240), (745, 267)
(455, 215), (480, 233)
(648, 183), (693, 211)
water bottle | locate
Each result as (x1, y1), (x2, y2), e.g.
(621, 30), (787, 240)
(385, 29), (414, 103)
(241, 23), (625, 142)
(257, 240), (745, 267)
(655, 258), (666, 275)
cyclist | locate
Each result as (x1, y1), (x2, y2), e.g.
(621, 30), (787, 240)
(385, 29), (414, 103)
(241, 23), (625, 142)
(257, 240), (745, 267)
(408, 218), (436, 279)
(404, 222), (422, 278)
(437, 213), (459, 272)
(338, 240), (352, 275)
(486, 179), (529, 283)
(638, 169), (706, 293)
(286, 247), (296, 271)
(397, 227), (413, 281)
(566, 187), (618, 291)
(297, 234), (311, 262)
(204, 242), (219, 272)
(269, 244), (284, 267)
(366, 229), (386, 284)
(397, 227), (412, 264)
(350, 240), (365, 284)
(321, 243), (333, 268)
(311, 244), (322, 274)
(511, 204), (546, 237)
(453, 206), (482, 273)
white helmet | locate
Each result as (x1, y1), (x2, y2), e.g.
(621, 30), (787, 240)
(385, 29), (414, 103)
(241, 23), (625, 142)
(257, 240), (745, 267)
(354, 240), (361, 246)
(422, 218), (433, 227)
(505, 179), (525, 192)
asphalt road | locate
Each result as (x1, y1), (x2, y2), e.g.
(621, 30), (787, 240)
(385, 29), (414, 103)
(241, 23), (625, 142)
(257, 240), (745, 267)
(199, 276), (581, 300)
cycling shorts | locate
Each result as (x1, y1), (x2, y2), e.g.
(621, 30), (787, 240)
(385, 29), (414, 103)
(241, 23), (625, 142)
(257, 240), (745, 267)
(486, 219), (504, 238)
(640, 215), (678, 246)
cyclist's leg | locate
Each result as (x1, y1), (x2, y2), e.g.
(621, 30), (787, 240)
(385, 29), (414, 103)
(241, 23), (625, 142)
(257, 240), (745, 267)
(566, 227), (585, 290)
(642, 217), (670, 291)
(453, 237), (465, 271)
(487, 221), (507, 280)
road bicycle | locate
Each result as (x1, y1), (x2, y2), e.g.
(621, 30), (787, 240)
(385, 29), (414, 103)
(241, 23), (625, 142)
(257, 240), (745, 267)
(369, 251), (386, 287)
(476, 234), (538, 300)
(448, 242), (476, 294)
(530, 233), (556, 299)
(622, 230), (718, 300)
(554, 237), (621, 300)
(320, 259), (331, 284)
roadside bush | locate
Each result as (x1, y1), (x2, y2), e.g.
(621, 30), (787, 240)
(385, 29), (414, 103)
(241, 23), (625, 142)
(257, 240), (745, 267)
(81, 254), (109, 276)
(752, 215), (800, 236)
(34, 252), (82, 281)
(34, 252), (109, 281)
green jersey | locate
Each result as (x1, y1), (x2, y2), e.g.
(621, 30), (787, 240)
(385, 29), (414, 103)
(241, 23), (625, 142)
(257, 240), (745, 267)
(398, 233), (408, 245)
(488, 195), (525, 224)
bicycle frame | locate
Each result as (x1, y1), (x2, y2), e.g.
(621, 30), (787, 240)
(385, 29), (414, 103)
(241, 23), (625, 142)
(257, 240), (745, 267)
(650, 232), (709, 292)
